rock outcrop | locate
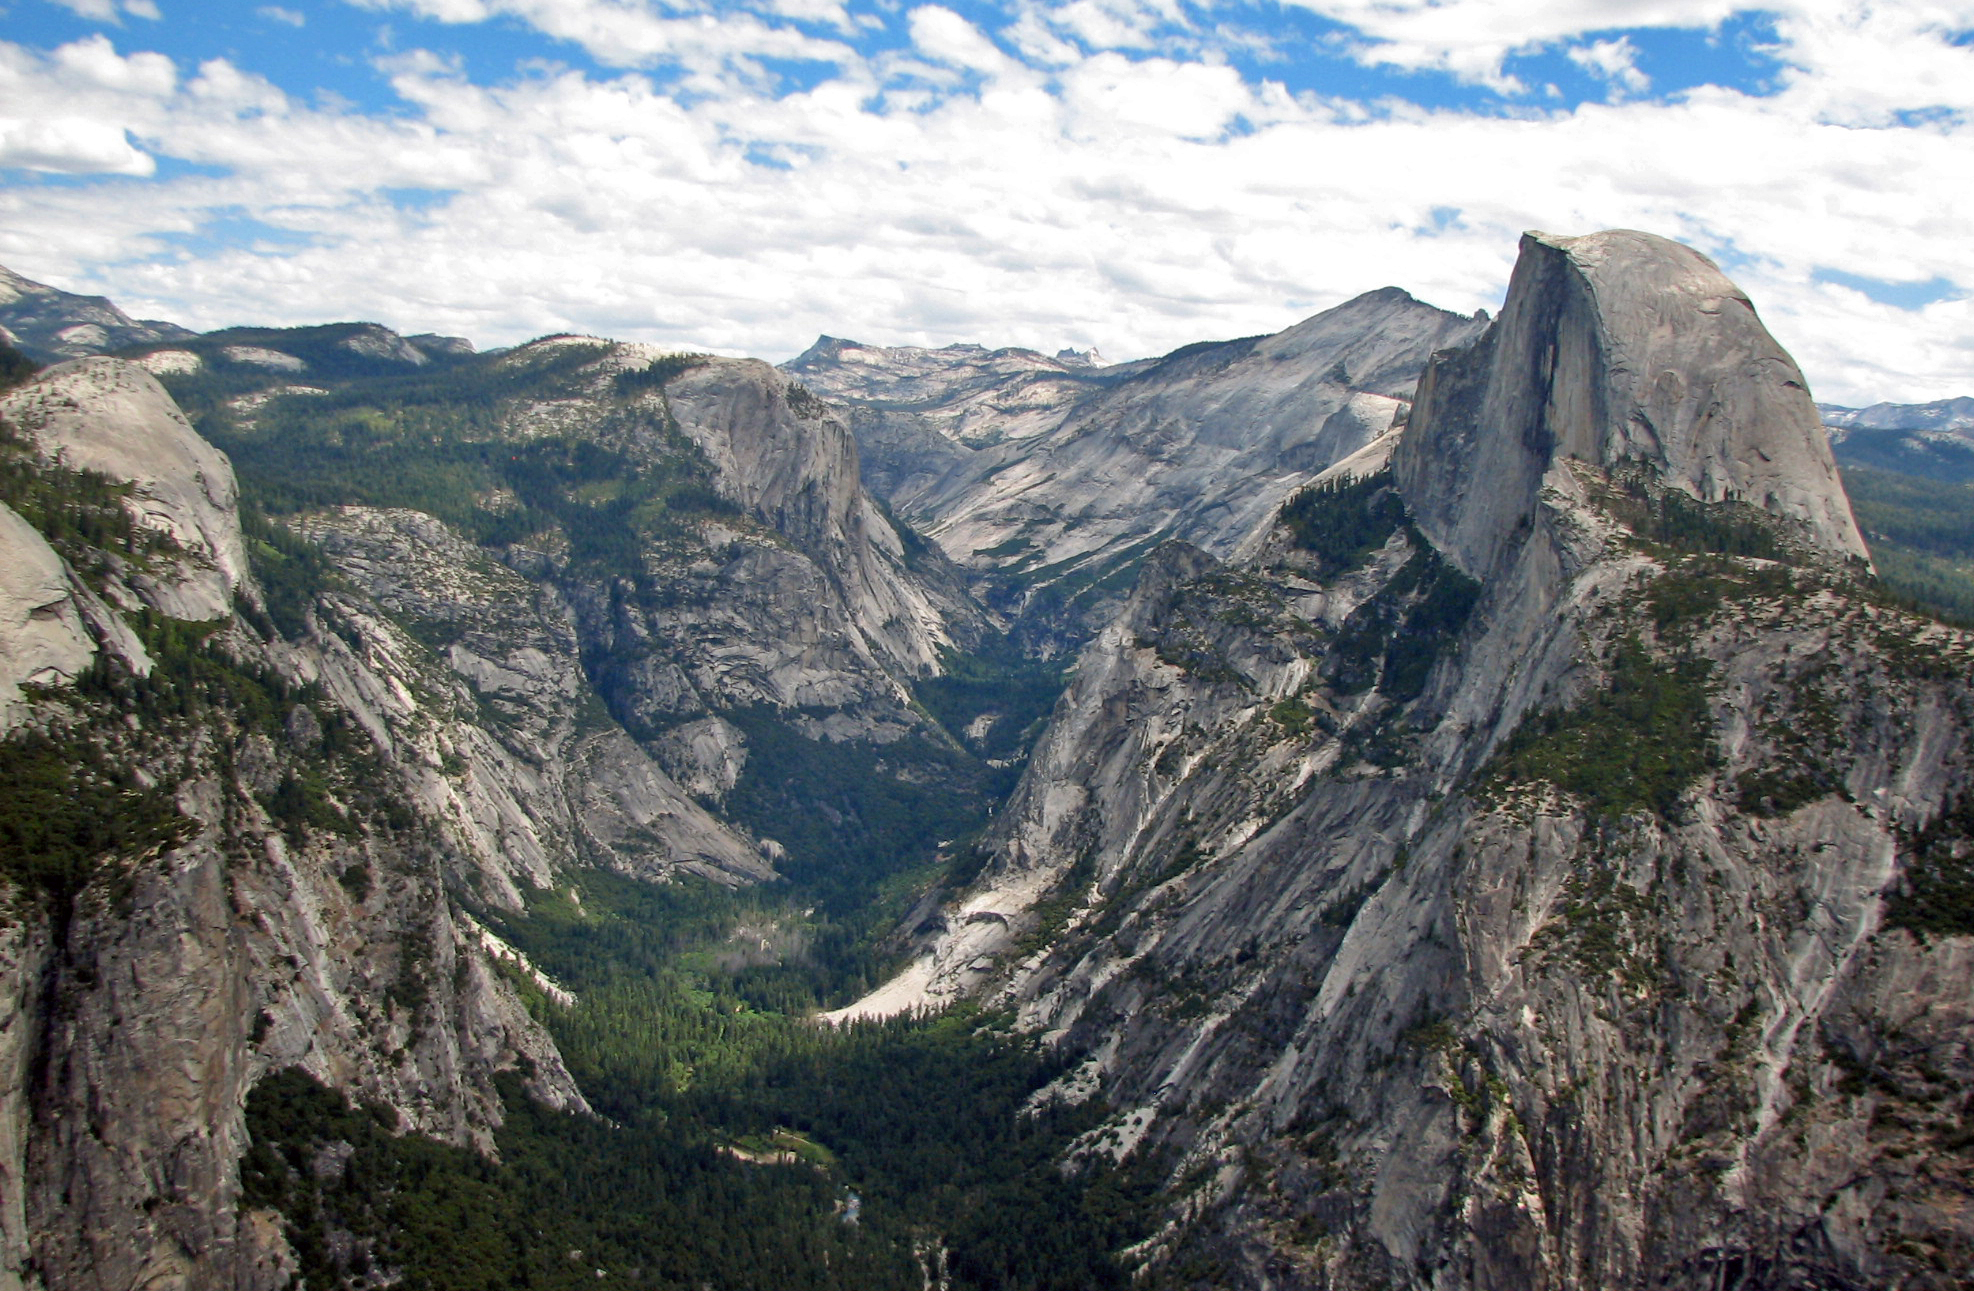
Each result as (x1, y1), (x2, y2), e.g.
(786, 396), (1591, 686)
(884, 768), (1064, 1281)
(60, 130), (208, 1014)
(1398, 230), (1867, 579)
(296, 503), (771, 897)
(0, 325), (1008, 1287)
(0, 360), (640, 1291)
(0, 506), (96, 726)
(2, 358), (248, 620)
(791, 290), (1485, 647)
(848, 231), (1973, 1288)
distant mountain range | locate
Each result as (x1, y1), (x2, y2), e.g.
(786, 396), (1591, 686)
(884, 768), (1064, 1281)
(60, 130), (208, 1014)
(0, 262), (472, 368)
(0, 264), (197, 361)
(1820, 395), (1974, 434)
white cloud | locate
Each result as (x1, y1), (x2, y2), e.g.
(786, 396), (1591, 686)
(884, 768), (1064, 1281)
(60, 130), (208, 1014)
(1049, 0), (1188, 53)
(1, 10), (1972, 404)
(908, 6), (1019, 77)
(0, 117), (153, 174)
(0, 36), (172, 174)
(48, 0), (161, 22)
(1568, 36), (1649, 97)
(348, 0), (856, 77)
(1281, 0), (1742, 85)
(258, 6), (307, 26)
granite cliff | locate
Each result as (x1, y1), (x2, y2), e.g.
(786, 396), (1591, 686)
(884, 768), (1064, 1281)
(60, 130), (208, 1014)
(0, 358), (593, 1291)
(845, 231), (1973, 1288)
(0, 331), (989, 1288)
(789, 291), (1485, 647)
(4, 228), (1971, 1291)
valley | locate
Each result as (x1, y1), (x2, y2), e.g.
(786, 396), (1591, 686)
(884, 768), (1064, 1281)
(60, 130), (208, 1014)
(0, 230), (1970, 1291)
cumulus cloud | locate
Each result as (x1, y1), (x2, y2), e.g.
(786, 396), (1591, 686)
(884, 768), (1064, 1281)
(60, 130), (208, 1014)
(0, 117), (153, 175)
(1, 5), (1972, 404)
(0, 36), (171, 174)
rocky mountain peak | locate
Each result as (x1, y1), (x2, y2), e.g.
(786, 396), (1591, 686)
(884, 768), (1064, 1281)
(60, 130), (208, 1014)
(0, 262), (195, 363)
(1398, 229), (1870, 579)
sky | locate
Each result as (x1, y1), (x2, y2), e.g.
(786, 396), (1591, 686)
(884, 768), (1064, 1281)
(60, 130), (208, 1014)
(1, 0), (1971, 405)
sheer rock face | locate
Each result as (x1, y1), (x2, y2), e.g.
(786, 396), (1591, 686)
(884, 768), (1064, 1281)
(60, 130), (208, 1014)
(665, 356), (981, 685)
(1398, 230), (1868, 580)
(846, 232), (1968, 1287)
(790, 291), (1484, 644)
(0, 336), (999, 1291)
(0, 506), (95, 726)
(0, 364), (616, 1291)
(294, 504), (772, 896)
(495, 345), (985, 749)
(1, 358), (248, 619)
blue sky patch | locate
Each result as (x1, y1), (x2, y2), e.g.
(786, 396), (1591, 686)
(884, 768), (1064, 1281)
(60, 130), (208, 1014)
(1815, 269), (1962, 311)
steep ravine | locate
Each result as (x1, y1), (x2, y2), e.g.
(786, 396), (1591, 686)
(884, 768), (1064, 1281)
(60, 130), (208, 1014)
(0, 339), (1001, 1289)
(851, 231), (1974, 1289)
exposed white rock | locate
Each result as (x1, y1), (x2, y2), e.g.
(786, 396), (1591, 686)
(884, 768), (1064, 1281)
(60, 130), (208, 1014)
(665, 356), (980, 684)
(408, 332), (475, 357)
(650, 715), (749, 800)
(794, 290), (1484, 631)
(0, 504), (94, 729)
(851, 230), (1968, 1287)
(220, 345), (307, 372)
(339, 325), (429, 366)
(134, 349), (203, 376)
(1398, 229), (1870, 578)
(298, 505), (774, 894)
(53, 323), (108, 349)
(0, 358), (247, 620)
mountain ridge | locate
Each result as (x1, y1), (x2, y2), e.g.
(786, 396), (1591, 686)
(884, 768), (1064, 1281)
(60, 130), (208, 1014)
(836, 229), (1973, 1287)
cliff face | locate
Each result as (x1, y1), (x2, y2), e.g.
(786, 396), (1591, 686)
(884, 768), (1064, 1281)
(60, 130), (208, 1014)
(789, 292), (1485, 647)
(1397, 230), (1867, 580)
(661, 353), (983, 696)
(846, 232), (1973, 1287)
(0, 361), (606, 1291)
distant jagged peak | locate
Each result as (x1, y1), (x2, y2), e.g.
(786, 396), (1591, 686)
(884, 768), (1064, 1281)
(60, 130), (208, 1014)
(1822, 393), (1974, 435)
(1399, 228), (1870, 577)
(0, 261), (195, 363)
(786, 333), (1096, 376)
(785, 334), (855, 366)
